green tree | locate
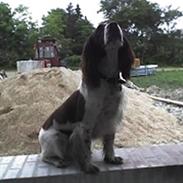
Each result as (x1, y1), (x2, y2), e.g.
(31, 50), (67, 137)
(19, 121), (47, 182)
(0, 2), (94, 68)
(41, 3), (94, 59)
(0, 2), (14, 67)
(71, 17), (94, 54)
(41, 8), (74, 57)
(41, 8), (66, 39)
(13, 5), (39, 63)
(0, 3), (39, 67)
(99, 0), (183, 66)
(64, 3), (94, 55)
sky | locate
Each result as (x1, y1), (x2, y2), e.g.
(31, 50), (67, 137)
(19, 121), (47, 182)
(2, 0), (183, 29)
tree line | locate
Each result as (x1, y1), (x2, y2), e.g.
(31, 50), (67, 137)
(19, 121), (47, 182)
(0, 2), (93, 68)
(99, 0), (183, 66)
(0, 0), (183, 68)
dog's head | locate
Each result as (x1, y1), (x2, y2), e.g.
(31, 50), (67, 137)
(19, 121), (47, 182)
(81, 22), (134, 88)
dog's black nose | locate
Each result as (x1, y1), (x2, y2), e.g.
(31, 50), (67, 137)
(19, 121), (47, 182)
(108, 22), (120, 33)
(106, 22), (122, 43)
(108, 22), (118, 28)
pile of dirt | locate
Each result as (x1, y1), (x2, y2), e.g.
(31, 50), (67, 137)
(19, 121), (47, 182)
(0, 68), (80, 155)
(115, 88), (183, 147)
(0, 68), (183, 156)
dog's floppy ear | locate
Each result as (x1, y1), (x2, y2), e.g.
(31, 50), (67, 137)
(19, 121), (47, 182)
(118, 36), (135, 80)
(81, 35), (105, 88)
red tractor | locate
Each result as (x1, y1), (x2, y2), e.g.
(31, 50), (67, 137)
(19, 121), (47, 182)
(34, 36), (61, 67)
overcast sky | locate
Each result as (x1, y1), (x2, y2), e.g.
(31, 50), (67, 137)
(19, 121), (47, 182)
(2, 0), (183, 29)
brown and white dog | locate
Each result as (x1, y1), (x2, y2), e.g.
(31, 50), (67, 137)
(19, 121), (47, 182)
(38, 22), (134, 173)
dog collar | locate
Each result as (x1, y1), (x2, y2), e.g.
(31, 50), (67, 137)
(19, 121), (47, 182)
(99, 72), (126, 85)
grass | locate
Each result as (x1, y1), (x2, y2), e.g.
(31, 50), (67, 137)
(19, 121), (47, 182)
(131, 70), (183, 89)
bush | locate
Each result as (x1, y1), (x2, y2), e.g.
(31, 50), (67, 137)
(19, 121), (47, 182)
(63, 55), (81, 70)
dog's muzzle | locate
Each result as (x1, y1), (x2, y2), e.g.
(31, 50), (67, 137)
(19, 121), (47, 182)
(104, 22), (124, 45)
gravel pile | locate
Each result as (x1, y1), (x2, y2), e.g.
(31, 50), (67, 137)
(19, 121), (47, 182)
(154, 102), (183, 125)
(146, 85), (183, 125)
(147, 85), (183, 102)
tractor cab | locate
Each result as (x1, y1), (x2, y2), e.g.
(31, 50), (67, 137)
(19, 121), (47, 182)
(34, 36), (61, 67)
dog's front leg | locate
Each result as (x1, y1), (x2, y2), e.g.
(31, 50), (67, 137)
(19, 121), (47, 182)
(103, 134), (123, 164)
(70, 124), (99, 174)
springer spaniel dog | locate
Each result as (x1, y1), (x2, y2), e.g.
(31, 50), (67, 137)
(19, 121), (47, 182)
(38, 22), (134, 173)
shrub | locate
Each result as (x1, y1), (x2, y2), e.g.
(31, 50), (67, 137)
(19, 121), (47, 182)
(63, 55), (81, 70)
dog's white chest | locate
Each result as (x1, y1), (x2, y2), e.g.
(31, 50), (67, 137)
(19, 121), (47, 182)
(80, 81), (124, 138)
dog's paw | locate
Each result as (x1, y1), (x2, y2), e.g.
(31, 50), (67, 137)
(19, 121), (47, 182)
(82, 163), (100, 174)
(55, 160), (71, 168)
(43, 157), (70, 168)
(104, 156), (123, 165)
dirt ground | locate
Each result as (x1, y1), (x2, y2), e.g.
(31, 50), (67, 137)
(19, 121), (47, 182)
(0, 67), (183, 156)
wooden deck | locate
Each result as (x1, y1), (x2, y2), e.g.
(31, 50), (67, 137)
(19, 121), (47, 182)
(1, 143), (183, 183)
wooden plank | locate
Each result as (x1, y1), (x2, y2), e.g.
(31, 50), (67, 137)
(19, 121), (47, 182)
(150, 95), (183, 107)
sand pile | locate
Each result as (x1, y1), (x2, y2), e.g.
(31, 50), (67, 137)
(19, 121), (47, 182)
(0, 67), (183, 156)
(0, 68), (80, 155)
(115, 88), (183, 147)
